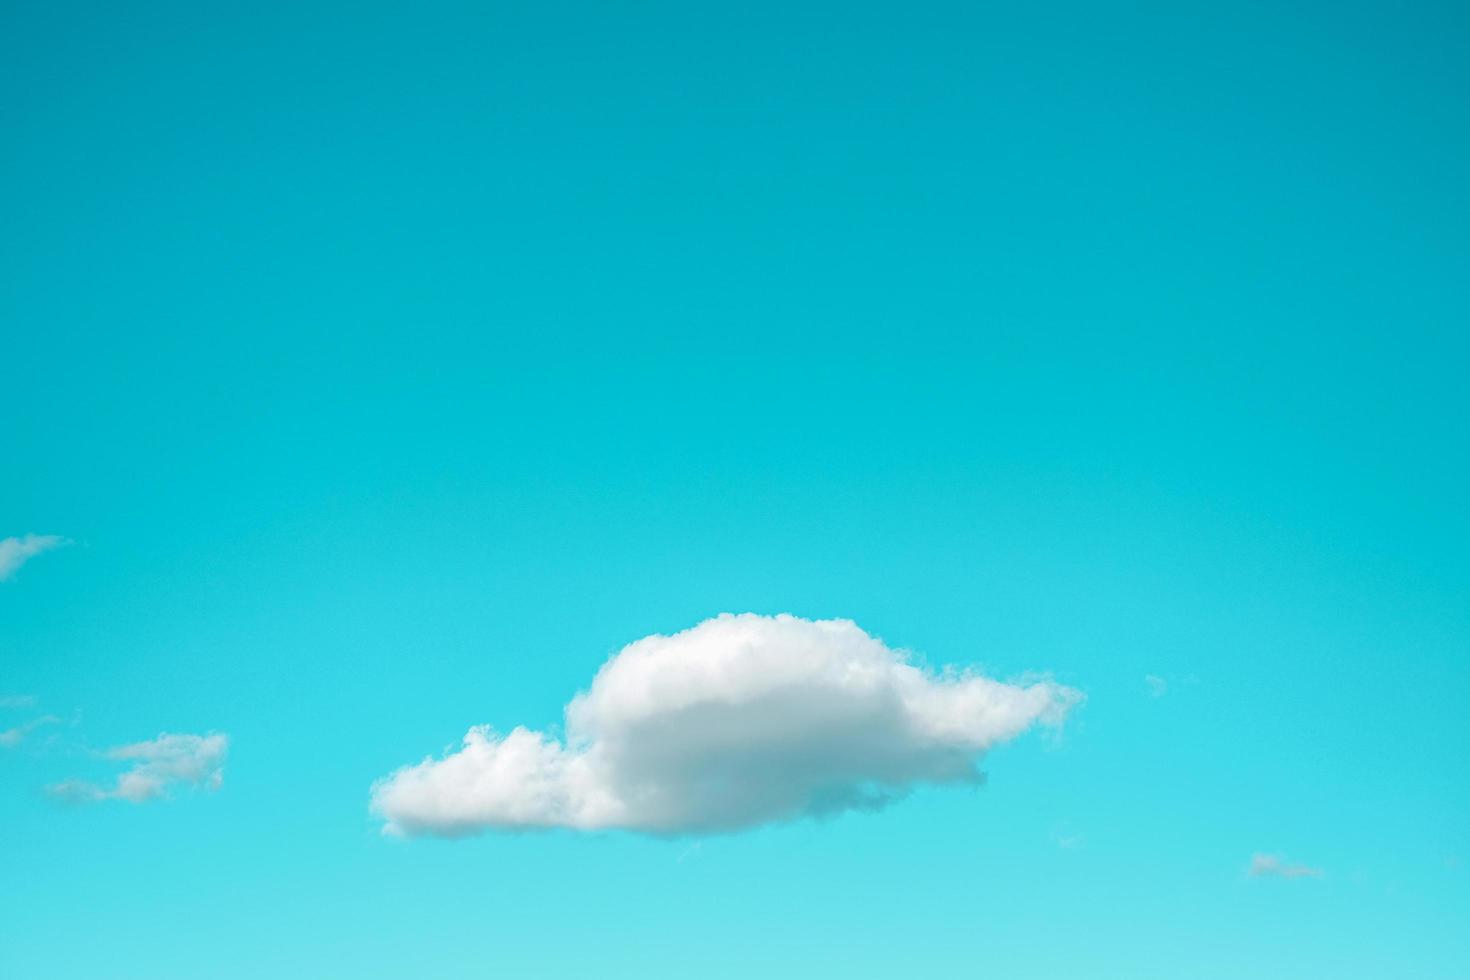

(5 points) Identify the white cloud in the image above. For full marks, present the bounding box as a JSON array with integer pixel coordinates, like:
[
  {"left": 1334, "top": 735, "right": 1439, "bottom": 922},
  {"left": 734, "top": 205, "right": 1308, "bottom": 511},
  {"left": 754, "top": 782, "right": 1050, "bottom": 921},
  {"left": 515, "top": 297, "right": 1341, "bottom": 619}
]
[
  {"left": 1145, "top": 674, "right": 1169, "bottom": 698},
  {"left": 1051, "top": 824, "right": 1084, "bottom": 849},
  {"left": 372, "top": 613, "right": 1082, "bottom": 837},
  {"left": 48, "top": 732, "right": 229, "bottom": 803},
  {"left": 0, "top": 534, "right": 68, "bottom": 581},
  {"left": 1248, "top": 853, "right": 1322, "bottom": 879},
  {"left": 0, "top": 714, "right": 60, "bottom": 748},
  {"left": 0, "top": 694, "right": 39, "bottom": 709}
]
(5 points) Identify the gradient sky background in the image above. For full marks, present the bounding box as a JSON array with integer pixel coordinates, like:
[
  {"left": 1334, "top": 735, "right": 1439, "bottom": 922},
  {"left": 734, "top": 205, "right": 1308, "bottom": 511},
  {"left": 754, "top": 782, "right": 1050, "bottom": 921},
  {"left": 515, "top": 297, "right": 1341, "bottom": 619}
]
[{"left": 3, "top": 1, "right": 1468, "bottom": 976}]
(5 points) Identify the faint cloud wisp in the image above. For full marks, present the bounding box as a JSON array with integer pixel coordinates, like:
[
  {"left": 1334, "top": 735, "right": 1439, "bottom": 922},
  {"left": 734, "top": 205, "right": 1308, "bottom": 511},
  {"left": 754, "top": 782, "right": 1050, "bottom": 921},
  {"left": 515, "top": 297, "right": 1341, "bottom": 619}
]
[
  {"left": 1248, "top": 852, "right": 1322, "bottom": 879},
  {"left": 48, "top": 732, "right": 229, "bottom": 804},
  {"left": 0, "top": 534, "right": 68, "bottom": 581},
  {"left": 0, "top": 714, "right": 60, "bottom": 748}
]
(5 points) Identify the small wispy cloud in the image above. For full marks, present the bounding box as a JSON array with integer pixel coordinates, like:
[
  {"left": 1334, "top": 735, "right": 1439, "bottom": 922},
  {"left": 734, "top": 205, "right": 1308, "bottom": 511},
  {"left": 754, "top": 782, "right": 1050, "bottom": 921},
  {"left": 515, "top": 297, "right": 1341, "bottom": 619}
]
[
  {"left": 0, "top": 714, "right": 60, "bottom": 748},
  {"left": 48, "top": 732, "right": 229, "bottom": 804},
  {"left": 1144, "top": 674, "right": 1169, "bottom": 698},
  {"left": 0, "top": 694, "right": 39, "bottom": 709},
  {"left": 1050, "top": 821, "right": 1084, "bottom": 849},
  {"left": 1248, "top": 853, "right": 1322, "bottom": 879},
  {"left": 0, "top": 534, "right": 69, "bottom": 581}
]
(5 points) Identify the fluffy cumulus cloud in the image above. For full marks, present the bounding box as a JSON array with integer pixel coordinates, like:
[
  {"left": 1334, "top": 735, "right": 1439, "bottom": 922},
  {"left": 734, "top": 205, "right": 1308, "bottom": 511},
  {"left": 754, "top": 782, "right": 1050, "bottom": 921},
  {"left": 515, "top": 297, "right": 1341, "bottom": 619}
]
[
  {"left": 372, "top": 613, "right": 1081, "bottom": 837},
  {"left": 0, "top": 534, "right": 68, "bottom": 581},
  {"left": 49, "top": 732, "right": 229, "bottom": 803},
  {"left": 1248, "top": 853, "right": 1322, "bottom": 879}
]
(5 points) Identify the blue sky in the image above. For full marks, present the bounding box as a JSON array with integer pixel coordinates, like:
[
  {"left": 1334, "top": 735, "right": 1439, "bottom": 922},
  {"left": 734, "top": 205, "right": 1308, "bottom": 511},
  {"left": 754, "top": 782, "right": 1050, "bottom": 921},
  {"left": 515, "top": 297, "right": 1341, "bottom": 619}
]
[{"left": 2, "top": 0, "right": 1467, "bottom": 975}]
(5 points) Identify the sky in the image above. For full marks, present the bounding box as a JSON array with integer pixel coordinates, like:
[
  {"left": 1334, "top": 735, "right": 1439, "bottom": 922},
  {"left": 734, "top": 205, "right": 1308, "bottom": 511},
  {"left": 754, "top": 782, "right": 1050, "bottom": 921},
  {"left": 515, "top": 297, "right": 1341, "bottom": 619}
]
[{"left": 2, "top": 0, "right": 1468, "bottom": 976}]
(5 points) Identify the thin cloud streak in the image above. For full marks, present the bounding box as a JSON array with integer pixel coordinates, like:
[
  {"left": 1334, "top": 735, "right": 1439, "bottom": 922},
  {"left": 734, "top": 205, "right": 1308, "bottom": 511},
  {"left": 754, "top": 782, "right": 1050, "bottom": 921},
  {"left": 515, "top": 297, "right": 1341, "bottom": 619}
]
[
  {"left": 0, "top": 714, "right": 60, "bottom": 748},
  {"left": 48, "top": 732, "right": 230, "bottom": 803},
  {"left": 1248, "top": 853, "right": 1322, "bottom": 879},
  {"left": 0, "top": 534, "right": 68, "bottom": 581}
]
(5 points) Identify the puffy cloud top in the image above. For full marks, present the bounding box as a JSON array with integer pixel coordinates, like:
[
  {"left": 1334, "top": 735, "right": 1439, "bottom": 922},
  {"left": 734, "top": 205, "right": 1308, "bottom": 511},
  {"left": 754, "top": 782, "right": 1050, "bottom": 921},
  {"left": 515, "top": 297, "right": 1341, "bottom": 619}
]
[{"left": 372, "top": 613, "right": 1081, "bottom": 837}]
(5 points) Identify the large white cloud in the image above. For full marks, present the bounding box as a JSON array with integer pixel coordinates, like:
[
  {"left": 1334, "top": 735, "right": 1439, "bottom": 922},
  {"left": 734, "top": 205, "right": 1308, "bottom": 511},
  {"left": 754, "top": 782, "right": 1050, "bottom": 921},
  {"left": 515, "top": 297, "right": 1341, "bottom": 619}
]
[
  {"left": 48, "top": 732, "right": 229, "bottom": 803},
  {"left": 372, "top": 613, "right": 1081, "bottom": 837},
  {"left": 0, "top": 534, "right": 67, "bottom": 581}
]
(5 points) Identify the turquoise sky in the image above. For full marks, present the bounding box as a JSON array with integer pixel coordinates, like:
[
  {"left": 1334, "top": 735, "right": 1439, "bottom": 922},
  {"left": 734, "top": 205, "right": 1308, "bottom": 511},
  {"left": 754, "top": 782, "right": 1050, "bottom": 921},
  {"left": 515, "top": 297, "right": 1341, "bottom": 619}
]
[{"left": 3, "top": 1, "right": 1467, "bottom": 976}]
